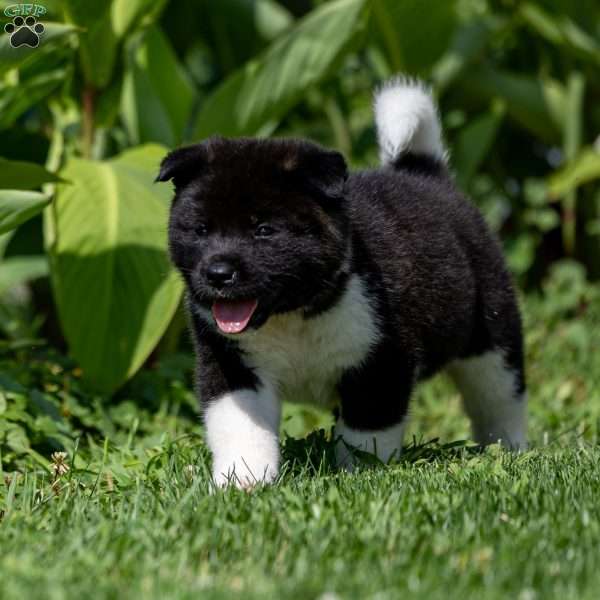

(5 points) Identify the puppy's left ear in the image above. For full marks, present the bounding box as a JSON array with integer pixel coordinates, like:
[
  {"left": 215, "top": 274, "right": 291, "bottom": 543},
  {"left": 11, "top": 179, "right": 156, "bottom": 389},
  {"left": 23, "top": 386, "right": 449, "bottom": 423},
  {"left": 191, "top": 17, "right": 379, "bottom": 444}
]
[
  {"left": 155, "top": 143, "right": 211, "bottom": 188},
  {"left": 286, "top": 143, "right": 348, "bottom": 201}
]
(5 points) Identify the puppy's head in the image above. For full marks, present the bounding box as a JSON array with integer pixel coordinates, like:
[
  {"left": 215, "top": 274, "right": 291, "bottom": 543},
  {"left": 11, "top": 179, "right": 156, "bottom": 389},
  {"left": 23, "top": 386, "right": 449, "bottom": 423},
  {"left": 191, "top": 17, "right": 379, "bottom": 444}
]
[{"left": 157, "top": 136, "right": 350, "bottom": 334}]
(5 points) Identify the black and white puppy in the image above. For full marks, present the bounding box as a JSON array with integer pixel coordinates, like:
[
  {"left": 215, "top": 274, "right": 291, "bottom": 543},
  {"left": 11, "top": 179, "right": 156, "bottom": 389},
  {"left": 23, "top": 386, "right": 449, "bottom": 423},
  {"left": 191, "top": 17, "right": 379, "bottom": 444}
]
[{"left": 157, "top": 78, "right": 527, "bottom": 487}]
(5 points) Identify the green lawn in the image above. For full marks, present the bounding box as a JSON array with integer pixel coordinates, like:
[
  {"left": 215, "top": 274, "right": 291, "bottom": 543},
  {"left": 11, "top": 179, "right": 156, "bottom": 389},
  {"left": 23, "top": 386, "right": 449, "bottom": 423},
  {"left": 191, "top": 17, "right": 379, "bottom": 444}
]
[
  {"left": 3, "top": 444, "right": 600, "bottom": 600},
  {"left": 1, "top": 265, "right": 600, "bottom": 599}
]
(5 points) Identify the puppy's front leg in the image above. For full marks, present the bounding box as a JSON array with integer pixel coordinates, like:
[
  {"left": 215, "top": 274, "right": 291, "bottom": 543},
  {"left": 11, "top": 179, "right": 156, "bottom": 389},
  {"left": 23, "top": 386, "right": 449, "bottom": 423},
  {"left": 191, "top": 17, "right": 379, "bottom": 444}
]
[
  {"left": 204, "top": 386, "right": 281, "bottom": 488},
  {"left": 192, "top": 314, "right": 281, "bottom": 488}
]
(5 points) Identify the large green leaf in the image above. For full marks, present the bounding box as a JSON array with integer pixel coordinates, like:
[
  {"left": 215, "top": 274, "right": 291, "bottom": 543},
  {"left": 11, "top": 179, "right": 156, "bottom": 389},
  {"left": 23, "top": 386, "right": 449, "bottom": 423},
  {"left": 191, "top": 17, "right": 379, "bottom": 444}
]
[
  {"left": 192, "top": 0, "right": 369, "bottom": 139},
  {"left": 0, "top": 158, "right": 62, "bottom": 190},
  {"left": 48, "top": 144, "right": 183, "bottom": 393},
  {"left": 121, "top": 26, "right": 195, "bottom": 147},
  {"left": 0, "top": 190, "right": 50, "bottom": 234}
]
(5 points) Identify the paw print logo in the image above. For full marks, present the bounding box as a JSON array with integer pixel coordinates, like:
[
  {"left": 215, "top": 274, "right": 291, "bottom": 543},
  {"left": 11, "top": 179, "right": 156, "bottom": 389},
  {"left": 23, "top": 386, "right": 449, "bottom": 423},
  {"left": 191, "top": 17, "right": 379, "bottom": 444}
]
[{"left": 4, "top": 16, "right": 45, "bottom": 48}]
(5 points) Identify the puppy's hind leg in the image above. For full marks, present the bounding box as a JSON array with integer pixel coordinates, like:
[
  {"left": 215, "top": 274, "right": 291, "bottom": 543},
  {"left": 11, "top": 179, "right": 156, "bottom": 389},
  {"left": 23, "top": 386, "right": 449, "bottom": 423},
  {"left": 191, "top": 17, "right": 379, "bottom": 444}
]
[
  {"left": 335, "top": 419, "right": 406, "bottom": 469},
  {"left": 335, "top": 344, "right": 413, "bottom": 469},
  {"left": 448, "top": 349, "right": 527, "bottom": 450}
]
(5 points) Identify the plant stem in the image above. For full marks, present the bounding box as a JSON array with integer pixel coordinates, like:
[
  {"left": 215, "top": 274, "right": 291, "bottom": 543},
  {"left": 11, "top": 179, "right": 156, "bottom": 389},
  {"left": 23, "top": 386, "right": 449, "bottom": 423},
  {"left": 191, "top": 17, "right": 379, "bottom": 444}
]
[
  {"left": 562, "top": 71, "right": 584, "bottom": 255},
  {"left": 82, "top": 86, "right": 96, "bottom": 159}
]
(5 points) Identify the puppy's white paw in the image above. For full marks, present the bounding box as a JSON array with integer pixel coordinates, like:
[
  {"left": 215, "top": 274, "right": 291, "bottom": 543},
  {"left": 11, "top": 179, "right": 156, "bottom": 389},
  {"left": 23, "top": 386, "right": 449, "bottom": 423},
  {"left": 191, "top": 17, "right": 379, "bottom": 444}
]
[
  {"left": 212, "top": 459, "right": 278, "bottom": 490},
  {"left": 204, "top": 387, "right": 281, "bottom": 489}
]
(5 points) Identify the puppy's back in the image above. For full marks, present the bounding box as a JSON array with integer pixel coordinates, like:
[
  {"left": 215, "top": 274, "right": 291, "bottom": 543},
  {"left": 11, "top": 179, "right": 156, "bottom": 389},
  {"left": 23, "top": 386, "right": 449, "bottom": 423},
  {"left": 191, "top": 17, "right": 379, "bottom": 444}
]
[{"left": 345, "top": 77, "right": 516, "bottom": 374}]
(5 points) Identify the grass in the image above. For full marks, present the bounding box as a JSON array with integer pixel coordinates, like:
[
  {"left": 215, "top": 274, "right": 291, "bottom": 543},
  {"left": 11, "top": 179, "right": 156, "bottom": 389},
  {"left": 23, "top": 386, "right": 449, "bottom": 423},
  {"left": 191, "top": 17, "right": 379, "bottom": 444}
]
[
  {"left": 2, "top": 262, "right": 600, "bottom": 599},
  {"left": 2, "top": 442, "right": 600, "bottom": 599}
]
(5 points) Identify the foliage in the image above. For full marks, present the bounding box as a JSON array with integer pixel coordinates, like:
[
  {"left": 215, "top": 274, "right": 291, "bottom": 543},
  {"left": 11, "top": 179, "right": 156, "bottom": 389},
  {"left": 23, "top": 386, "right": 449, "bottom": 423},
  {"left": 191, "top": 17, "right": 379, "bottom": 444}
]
[
  {"left": 193, "top": 0, "right": 369, "bottom": 138},
  {"left": 48, "top": 144, "right": 182, "bottom": 391},
  {"left": 2, "top": 3, "right": 600, "bottom": 596},
  {"left": 1, "top": 0, "right": 600, "bottom": 391},
  {"left": 0, "top": 190, "right": 50, "bottom": 234}
]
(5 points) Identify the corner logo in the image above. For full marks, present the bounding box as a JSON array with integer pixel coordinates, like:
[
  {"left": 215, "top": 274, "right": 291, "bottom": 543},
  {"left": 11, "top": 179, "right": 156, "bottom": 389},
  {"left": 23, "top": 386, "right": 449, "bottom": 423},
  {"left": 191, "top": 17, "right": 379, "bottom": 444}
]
[{"left": 4, "top": 4, "right": 46, "bottom": 48}]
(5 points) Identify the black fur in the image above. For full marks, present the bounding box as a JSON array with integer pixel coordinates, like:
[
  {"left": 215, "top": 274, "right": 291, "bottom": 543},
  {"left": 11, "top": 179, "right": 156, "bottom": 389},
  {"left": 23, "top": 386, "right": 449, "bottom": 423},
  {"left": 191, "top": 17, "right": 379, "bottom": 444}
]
[{"left": 159, "top": 135, "right": 525, "bottom": 429}]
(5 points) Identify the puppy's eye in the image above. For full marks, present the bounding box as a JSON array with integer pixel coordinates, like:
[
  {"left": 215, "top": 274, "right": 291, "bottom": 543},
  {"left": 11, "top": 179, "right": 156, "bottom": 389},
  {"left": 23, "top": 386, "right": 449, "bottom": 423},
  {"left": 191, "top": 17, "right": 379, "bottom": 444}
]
[
  {"left": 195, "top": 223, "right": 208, "bottom": 237},
  {"left": 255, "top": 224, "right": 275, "bottom": 238}
]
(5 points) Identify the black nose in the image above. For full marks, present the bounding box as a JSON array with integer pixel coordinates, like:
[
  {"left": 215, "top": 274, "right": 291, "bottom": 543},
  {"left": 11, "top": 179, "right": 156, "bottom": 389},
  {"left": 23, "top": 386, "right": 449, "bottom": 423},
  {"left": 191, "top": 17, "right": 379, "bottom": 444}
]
[{"left": 206, "top": 261, "right": 237, "bottom": 287}]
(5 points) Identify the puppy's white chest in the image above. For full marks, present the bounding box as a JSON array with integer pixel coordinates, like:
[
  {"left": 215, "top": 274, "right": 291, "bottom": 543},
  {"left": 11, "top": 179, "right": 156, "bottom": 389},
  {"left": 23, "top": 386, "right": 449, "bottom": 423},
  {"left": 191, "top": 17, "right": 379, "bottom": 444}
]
[{"left": 238, "top": 276, "right": 379, "bottom": 406}]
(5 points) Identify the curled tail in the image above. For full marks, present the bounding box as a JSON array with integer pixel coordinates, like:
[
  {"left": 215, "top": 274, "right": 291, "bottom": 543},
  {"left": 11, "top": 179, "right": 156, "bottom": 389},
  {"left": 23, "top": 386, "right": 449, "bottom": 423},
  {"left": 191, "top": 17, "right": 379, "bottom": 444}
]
[{"left": 374, "top": 77, "right": 447, "bottom": 167}]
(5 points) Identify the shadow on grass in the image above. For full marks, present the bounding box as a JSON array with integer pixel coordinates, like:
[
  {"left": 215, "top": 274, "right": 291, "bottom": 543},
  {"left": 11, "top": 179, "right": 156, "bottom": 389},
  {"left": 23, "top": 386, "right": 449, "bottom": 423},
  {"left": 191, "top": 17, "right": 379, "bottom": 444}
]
[{"left": 280, "top": 428, "right": 484, "bottom": 478}]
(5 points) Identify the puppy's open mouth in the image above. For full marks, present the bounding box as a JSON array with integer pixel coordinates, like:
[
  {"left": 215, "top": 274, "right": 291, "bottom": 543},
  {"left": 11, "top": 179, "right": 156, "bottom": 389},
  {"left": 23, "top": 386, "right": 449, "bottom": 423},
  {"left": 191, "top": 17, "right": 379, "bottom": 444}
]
[{"left": 212, "top": 299, "right": 258, "bottom": 334}]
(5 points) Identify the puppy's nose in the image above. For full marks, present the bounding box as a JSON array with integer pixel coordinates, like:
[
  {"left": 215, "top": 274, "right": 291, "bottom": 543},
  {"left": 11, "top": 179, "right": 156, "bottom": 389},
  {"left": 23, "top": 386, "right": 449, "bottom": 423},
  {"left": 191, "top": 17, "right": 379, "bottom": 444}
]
[{"left": 206, "top": 261, "right": 237, "bottom": 287}]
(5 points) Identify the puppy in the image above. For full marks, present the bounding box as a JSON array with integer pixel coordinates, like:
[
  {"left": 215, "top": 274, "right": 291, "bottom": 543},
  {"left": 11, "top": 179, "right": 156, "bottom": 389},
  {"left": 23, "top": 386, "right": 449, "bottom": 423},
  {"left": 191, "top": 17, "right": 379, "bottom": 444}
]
[{"left": 157, "top": 78, "right": 526, "bottom": 488}]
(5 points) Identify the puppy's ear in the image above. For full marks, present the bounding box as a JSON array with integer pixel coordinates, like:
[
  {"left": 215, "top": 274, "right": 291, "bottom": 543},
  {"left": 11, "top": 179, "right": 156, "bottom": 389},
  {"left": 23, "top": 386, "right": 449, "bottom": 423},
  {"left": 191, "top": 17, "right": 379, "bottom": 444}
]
[
  {"left": 284, "top": 143, "right": 348, "bottom": 201},
  {"left": 155, "top": 143, "right": 211, "bottom": 187}
]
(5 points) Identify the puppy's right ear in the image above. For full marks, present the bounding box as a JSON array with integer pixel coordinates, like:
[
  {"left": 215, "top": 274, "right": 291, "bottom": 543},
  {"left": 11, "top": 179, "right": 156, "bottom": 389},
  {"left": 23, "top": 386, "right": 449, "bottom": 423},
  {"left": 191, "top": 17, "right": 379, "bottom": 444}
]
[{"left": 155, "top": 143, "right": 210, "bottom": 187}]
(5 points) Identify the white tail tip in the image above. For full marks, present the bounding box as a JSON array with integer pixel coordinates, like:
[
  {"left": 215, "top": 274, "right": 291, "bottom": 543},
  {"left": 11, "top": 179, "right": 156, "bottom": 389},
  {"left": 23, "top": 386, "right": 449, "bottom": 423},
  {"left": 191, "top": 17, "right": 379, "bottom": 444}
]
[{"left": 374, "top": 77, "right": 446, "bottom": 165}]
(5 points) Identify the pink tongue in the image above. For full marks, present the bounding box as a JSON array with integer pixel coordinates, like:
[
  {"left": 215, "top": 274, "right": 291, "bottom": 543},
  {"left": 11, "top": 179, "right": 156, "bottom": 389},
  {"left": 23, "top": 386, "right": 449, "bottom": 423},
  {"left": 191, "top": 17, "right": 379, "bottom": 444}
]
[{"left": 212, "top": 299, "right": 258, "bottom": 334}]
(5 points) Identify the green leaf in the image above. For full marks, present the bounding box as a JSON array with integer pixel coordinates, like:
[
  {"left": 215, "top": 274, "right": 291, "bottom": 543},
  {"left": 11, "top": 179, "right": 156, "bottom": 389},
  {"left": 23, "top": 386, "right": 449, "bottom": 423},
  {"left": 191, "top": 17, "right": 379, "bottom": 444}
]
[
  {"left": 121, "top": 26, "right": 195, "bottom": 147},
  {"left": 371, "top": 0, "right": 457, "bottom": 74},
  {"left": 192, "top": 0, "right": 369, "bottom": 139},
  {"left": 255, "top": 0, "right": 294, "bottom": 41},
  {"left": 507, "top": 235, "right": 537, "bottom": 276},
  {"left": 6, "top": 423, "right": 30, "bottom": 453},
  {"left": 182, "top": 0, "right": 281, "bottom": 74},
  {"left": 0, "top": 22, "right": 77, "bottom": 75},
  {"left": 0, "top": 256, "right": 48, "bottom": 295},
  {"left": 432, "top": 16, "right": 504, "bottom": 91},
  {"left": 0, "top": 158, "right": 62, "bottom": 190},
  {"left": 0, "top": 190, "right": 50, "bottom": 234},
  {"left": 547, "top": 148, "right": 600, "bottom": 199},
  {"left": 0, "top": 231, "right": 14, "bottom": 258},
  {"left": 111, "top": 0, "right": 168, "bottom": 38},
  {"left": 519, "top": 3, "right": 600, "bottom": 66},
  {"left": 62, "top": 0, "right": 117, "bottom": 88},
  {"left": 48, "top": 144, "right": 183, "bottom": 393},
  {"left": 460, "top": 66, "right": 565, "bottom": 143},
  {"left": 0, "top": 68, "right": 67, "bottom": 129},
  {"left": 453, "top": 101, "right": 505, "bottom": 188},
  {"left": 62, "top": 0, "right": 167, "bottom": 89}
]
